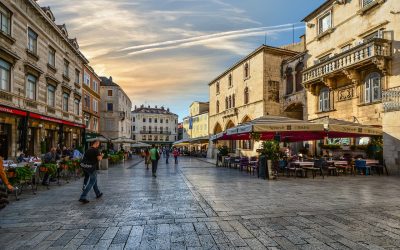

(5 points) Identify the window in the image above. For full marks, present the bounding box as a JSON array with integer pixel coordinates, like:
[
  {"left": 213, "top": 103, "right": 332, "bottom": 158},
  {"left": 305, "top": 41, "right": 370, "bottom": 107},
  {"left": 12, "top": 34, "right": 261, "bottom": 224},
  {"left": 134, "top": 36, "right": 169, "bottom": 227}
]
[
  {"left": 228, "top": 74, "right": 232, "bottom": 87},
  {"left": 149, "top": 126, "right": 152, "bottom": 132},
  {"left": 27, "top": 28, "right": 38, "bottom": 54},
  {"left": 285, "top": 67, "right": 293, "bottom": 95},
  {"left": 85, "top": 116, "right": 90, "bottom": 128},
  {"left": 132, "top": 117, "right": 135, "bottom": 122},
  {"left": 84, "top": 71, "right": 90, "bottom": 86},
  {"left": 47, "top": 85, "right": 55, "bottom": 107},
  {"left": 74, "top": 99, "right": 80, "bottom": 115},
  {"left": 84, "top": 94, "right": 90, "bottom": 108},
  {"left": 160, "top": 127, "right": 163, "bottom": 132},
  {"left": 0, "top": 58, "right": 11, "bottom": 91},
  {"left": 364, "top": 72, "right": 381, "bottom": 103},
  {"left": 149, "top": 118, "right": 152, "bottom": 123},
  {"left": 93, "top": 99, "right": 98, "bottom": 112},
  {"left": 108, "top": 89, "right": 112, "bottom": 96},
  {"left": 107, "top": 102, "right": 113, "bottom": 111},
  {"left": 63, "top": 59, "right": 69, "bottom": 77},
  {"left": 143, "top": 126, "right": 146, "bottom": 131},
  {"left": 216, "top": 82, "right": 220, "bottom": 94},
  {"left": 232, "top": 94, "right": 235, "bottom": 107},
  {"left": 62, "top": 93, "right": 69, "bottom": 111},
  {"left": 166, "top": 119, "right": 169, "bottom": 123},
  {"left": 318, "top": 11, "right": 332, "bottom": 34},
  {"left": 225, "top": 97, "right": 228, "bottom": 109},
  {"left": 341, "top": 44, "right": 351, "bottom": 53},
  {"left": 362, "top": 0, "right": 375, "bottom": 8},
  {"left": 228, "top": 96, "right": 232, "bottom": 108},
  {"left": 143, "top": 118, "right": 146, "bottom": 122},
  {"left": 216, "top": 100, "right": 220, "bottom": 113},
  {"left": 244, "top": 63, "right": 249, "bottom": 78},
  {"left": 244, "top": 87, "right": 249, "bottom": 104},
  {"left": 0, "top": 4, "right": 11, "bottom": 35},
  {"left": 132, "top": 126, "right": 136, "bottom": 131},
  {"left": 93, "top": 117, "right": 98, "bottom": 131},
  {"left": 154, "top": 126, "right": 157, "bottom": 132},
  {"left": 48, "top": 47, "right": 55, "bottom": 67},
  {"left": 364, "top": 29, "right": 384, "bottom": 42},
  {"left": 26, "top": 74, "right": 37, "bottom": 100},
  {"left": 93, "top": 80, "right": 98, "bottom": 92},
  {"left": 155, "top": 118, "right": 157, "bottom": 123},
  {"left": 319, "top": 87, "right": 330, "bottom": 112},
  {"left": 241, "top": 140, "right": 253, "bottom": 150},
  {"left": 295, "top": 63, "right": 304, "bottom": 92},
  {"left": 160, "top": 119, "right": 163, "bottom": 123},
  {"left": 75, "top": 69, "right": 80, "bottom": 84},
  {"left": 318, "top": 54, "right": 331, "bottom": 63},
  {"left": 142, "top": 135, "right": 146, "bottom": 140}
]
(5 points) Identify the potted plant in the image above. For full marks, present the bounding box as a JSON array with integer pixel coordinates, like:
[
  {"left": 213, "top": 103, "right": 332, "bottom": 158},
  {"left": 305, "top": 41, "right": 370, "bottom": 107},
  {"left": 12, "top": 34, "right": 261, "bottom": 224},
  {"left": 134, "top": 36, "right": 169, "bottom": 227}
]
[
  {"left": 257, "top": 141, "right": 280, "bottom": 180},
  {"left": 216, "top": 145, "right": 229, "bottom": 167}
]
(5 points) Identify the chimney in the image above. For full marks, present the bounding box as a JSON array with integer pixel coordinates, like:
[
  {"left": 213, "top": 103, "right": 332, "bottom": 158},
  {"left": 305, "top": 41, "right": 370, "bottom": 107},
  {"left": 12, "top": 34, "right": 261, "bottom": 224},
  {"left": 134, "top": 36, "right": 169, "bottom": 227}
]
[
  {"left": 109, "top": 76, "right": 112, "bottom": 82},
  {"left": 167, "top": 108, "right": 170, "bottom": 112}
]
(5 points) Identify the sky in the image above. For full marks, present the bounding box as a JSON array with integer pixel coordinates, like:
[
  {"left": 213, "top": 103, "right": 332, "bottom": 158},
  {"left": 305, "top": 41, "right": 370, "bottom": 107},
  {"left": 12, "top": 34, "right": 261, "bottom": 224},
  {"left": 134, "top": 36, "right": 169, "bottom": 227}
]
[{"left": 38, "top": 0, "right": 325, "bottom": 120}]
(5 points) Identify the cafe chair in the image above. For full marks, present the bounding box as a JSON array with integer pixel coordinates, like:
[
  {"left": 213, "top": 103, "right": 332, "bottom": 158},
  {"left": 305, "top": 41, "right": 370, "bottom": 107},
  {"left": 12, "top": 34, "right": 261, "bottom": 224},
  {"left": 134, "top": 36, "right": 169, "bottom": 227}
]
[{"left": 355, "top": 159, "right": 370, "bottom": 176}]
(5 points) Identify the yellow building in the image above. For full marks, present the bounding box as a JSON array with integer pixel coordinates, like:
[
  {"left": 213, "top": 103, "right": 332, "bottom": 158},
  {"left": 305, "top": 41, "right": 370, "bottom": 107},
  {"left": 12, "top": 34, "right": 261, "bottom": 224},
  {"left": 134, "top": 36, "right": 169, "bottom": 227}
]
[
  {"left": 182, "top": 102, "right": 209, "bottom": 153},
  {"left": 302, "top": 0, "right": 400, "bottom": 173},
  {"left": 208, "top": 45, "right": 298, "bottom": 158}
]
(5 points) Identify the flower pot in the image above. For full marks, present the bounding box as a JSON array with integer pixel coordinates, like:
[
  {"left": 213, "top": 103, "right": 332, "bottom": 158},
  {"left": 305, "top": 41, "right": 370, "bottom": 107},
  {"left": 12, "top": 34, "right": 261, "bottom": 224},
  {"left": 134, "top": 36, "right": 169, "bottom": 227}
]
[{"left": 39, "top": 166, "right": 48, "bottom": 172}]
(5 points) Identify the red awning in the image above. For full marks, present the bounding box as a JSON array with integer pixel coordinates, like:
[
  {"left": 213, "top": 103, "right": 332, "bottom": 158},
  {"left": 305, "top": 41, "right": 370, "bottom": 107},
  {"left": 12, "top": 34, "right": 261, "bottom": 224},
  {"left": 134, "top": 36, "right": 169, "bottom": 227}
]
[
  {"left": 29, "top": 113, "right": 85, "bottom": 128},
  {"left": 0, "top": 105, "right": 27, "bottom": 116}
]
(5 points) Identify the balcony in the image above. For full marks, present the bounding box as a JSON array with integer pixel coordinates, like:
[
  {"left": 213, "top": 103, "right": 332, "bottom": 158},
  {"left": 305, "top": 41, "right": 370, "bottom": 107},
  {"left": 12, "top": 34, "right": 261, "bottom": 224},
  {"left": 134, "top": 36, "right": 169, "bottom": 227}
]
[
  {"left": 383, "top": 86, "right": 400, "bottom": 113},
  {"left": 140, "top": 131, "right": 171, "bottom": 135},
  {"left": 303, "top": 38, "right": 391, "bottom": 88}
]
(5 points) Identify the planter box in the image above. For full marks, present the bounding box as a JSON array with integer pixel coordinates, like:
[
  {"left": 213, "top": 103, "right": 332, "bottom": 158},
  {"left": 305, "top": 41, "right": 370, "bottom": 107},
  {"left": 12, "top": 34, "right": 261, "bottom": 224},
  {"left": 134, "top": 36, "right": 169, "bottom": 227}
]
[{"left": 100, "top": 159, "right": 109, "bottom": 170}]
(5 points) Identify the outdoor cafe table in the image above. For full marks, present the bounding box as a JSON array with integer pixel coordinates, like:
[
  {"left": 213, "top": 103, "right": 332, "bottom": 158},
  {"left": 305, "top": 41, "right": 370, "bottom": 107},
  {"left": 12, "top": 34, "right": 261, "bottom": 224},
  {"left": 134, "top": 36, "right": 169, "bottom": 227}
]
[
  {"left": 290, "top": 161, "right": 318, "bottom": 178},
  {"left": 327, "top": 160, "right": 353, "bottom": 175}
]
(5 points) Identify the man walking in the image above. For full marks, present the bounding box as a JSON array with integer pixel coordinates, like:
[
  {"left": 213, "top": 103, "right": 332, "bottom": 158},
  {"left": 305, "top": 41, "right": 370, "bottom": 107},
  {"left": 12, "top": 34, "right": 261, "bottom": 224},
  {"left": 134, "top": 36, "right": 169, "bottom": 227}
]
[
  {"left": 79, "top": 140, "right": 103, "bottom": 203},
  {"left": 173, "top": 148, "right": 180, "bottom": 164},
  {"left": 165, "top": 147, "right": 170, "bottom": 164},
  {"left": 149, "top": 144, "right": 160, "bottom": 177}
]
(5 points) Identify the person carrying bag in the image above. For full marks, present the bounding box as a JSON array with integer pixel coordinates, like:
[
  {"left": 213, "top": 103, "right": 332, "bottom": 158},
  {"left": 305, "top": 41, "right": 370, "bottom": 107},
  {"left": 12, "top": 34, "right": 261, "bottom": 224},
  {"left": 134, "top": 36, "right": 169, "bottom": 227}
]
[{"left": 79, "top": 140, "right": 103, "bottom": 203}]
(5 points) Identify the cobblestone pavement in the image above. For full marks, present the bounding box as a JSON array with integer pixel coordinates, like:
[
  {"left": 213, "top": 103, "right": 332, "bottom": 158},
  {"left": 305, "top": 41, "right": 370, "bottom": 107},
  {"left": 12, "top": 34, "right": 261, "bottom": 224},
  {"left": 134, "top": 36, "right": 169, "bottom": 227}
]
[{"left": 1, "top": 157, "right": 400, "bottom": 249}]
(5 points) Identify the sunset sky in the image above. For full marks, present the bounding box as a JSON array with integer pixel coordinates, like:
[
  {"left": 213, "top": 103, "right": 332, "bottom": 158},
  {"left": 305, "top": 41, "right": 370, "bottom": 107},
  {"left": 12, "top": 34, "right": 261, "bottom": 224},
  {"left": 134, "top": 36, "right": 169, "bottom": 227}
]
[{"left": 39, "top": 0, "right": 325, "bottom": 120}]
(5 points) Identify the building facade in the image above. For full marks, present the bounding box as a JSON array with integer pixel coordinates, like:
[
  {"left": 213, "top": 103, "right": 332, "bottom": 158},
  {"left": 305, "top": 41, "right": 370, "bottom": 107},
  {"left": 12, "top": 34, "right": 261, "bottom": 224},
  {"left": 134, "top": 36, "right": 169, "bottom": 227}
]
[
  {"left": 82, "top": 65, "right": 100, "bottom": 140},
  {"left": 302, "top": 0, "right": 400, "bottom": 173},
  {"left": 208, "top": 45, "right": 298, "bottom": 158},
  {"left": 131, "top": 105, "right": 178, "bottom": 146},
  {"left": 182, "top": 102, "right": 209, "bottom": 140},
  {"left": 0, "top": 1, "right": 87, "bottom": 159},
  {"left": 99, "top": 76, "right": 132, "bottom": 150}
]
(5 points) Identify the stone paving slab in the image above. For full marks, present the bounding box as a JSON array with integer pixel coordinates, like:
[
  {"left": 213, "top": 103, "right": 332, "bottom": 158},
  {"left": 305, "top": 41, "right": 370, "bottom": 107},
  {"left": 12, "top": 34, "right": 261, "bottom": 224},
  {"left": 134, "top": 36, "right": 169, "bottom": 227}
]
[{"left": 2, "top": 157, "right": 400, "bottom": 249}]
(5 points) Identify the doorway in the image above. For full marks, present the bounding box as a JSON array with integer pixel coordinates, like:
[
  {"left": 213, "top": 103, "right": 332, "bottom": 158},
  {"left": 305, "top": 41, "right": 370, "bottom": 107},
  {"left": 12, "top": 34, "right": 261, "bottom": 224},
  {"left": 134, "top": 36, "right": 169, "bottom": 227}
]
[{"left": 0, "top": 124, "right": 10, "bottom": 159}]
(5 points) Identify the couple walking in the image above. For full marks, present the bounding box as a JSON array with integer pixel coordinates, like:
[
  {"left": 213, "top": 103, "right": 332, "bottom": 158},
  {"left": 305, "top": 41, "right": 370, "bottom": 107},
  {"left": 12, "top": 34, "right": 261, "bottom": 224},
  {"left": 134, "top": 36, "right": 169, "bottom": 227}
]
[{"left": 145, "top": 145, "right": 180, "bottom": 178}]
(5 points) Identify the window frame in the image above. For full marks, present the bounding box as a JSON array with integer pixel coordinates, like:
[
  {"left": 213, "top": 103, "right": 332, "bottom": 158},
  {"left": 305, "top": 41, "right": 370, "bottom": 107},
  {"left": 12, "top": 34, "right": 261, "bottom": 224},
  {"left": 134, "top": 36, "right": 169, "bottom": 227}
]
[
  {"left": 364, "top": 72, "right": 381, "bottom": 104},
  {"left": 0, "top": 3, "right": 12, "bottom": 35},
  {"left": 26, "top": 74, "right": 37, "bottom": 100},
  {"left": 47, "top": 85, "right": 56, "bottom": 107},
  {"left": 75, "top": 69, "right": 80, "bottom": 84},
  {"left": 84, "top": 71, "right": 90, "bottom": 86},
  {"left": 62, "top": 92, "right": 69, "bottom": 112},
  {"left": 93, "top": 99, "right": 98, "bottom": 112},
  {"left": 63, "top": 59, "right": 69, "bottom": 77},
  {"left": 74, "top": 98, "right": 80, "bottom": 115},
  {"left": 318, "top": 10, "right": 332, "bottom": 35},
  {"left": 318, "top": 87, "right": 330, "bottom": 112},
  {"left": 107, "top": 102, "right": 113, "bottom": 112},
  {"left": 27, "top": 28, "right": 38, "bottom": 54},
  {"left": 0, "top": 58, "right": 11, "bottom": 92},
  {"left": 107, "top": 89, "right": 113, "bottom": 96},
  {"left": 48, "top": 47, "right": 56, "bottom": 67}
]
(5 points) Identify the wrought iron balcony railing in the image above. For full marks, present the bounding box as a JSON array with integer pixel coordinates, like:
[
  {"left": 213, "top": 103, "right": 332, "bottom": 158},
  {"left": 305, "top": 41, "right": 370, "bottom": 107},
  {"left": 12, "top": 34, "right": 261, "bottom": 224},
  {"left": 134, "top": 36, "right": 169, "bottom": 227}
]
[
  {"left": 383, "top": 86, "right": 400, "bottom": 113},
  {"left": 303, "top": 38, "right": 391, "bottom": 84}
]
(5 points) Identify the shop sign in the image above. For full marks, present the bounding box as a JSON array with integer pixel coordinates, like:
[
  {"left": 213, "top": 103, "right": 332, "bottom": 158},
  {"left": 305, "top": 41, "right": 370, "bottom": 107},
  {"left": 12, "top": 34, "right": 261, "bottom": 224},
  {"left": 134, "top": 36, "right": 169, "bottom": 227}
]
[
  {"left": 0, "top": 105, "right": 27, "bottom": 116},
  {"left": 29, "top": 113, "right": 85, "bottom": 128}
]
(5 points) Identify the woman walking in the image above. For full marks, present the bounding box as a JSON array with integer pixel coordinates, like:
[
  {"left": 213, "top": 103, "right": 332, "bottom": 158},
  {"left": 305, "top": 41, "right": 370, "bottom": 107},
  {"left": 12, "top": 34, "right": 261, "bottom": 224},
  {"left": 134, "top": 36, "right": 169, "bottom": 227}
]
[
  {"left": 144, "top": 148, "right": 150, "bottom": 169},
  {"left": 173, "top": 148, "right": 180, "bottom": 164}
]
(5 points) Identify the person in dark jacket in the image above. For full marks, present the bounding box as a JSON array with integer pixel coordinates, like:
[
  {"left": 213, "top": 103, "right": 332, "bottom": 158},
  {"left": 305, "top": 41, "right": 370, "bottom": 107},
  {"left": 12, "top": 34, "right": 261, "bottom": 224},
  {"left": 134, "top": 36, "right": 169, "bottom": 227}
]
[{"left": 79, "top": 140, "right": 103, "bottom": 203}]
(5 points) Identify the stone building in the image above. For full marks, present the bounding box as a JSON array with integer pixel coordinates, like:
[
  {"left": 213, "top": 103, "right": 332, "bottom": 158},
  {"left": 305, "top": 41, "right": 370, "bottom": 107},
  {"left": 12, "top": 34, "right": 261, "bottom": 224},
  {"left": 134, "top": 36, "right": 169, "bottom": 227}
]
[
  {"left": 302, "top": 0, "right": 400, "bottom": 173},
  {"left": 131, "top": 105, "right": 178, "bottom": 146},
  {"left": 0, "top": 1, "right": 87, "bottom": 158},
  {"left": 99, "top": 76, "right": 132, "bottom": 150},
  {"left": 82, "top": 65, "right": 100, "bottom": 142},
  {"left": 182, "top": 102, "right": 209, "bottom": 152},
  {"left": 208, "top": 45, "right": 298, "bottom": 158}
]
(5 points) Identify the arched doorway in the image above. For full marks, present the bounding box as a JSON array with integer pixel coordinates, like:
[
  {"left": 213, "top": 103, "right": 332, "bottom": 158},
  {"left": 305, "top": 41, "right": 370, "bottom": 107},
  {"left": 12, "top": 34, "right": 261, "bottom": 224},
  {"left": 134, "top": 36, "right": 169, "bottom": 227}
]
[
  {"left": 225, "top": 120, "right": 236, "bottom": 152},
  {"left": 284, "top": 103, "right": 304, "bottom": 120},
  {"left": 213, "top": 123, "right": 223, "bottom": 134}
]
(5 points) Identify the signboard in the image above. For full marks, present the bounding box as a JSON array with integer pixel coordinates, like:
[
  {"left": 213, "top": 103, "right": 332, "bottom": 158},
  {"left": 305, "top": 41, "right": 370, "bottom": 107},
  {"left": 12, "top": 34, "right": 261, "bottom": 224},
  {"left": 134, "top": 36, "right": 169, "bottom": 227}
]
[
  {"left": 0, "top": 105, "right": 27, "bottom": 116},
  {"left": 29, "top": 113, "right": 85, "bottom": 128}
]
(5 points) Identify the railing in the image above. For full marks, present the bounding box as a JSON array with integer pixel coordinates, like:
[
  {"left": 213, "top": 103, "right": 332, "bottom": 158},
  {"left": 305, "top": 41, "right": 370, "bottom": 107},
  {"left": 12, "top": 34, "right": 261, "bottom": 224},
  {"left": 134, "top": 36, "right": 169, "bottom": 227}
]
[
  {"left": 383, "top": 86, "right": 400, "bottom": 112},
  {"left": 303, "top": 38, "right": 391, "bottom": 84},
  {"left": 140, "top": 131, "right": 172, "bottom": 135}
]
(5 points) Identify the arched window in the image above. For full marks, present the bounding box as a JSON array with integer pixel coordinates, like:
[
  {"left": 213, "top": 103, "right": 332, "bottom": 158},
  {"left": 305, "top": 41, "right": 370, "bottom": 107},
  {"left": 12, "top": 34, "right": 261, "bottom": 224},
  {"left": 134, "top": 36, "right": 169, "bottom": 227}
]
[
  {"left": 225, "top": 97, "right": 228, "bottom": 109},
  {"left": 295, "top": 62, "right": 304, "bottom": 92},
  {"left": 319, "top": 87, "right": 330, "bottom": 112},
  {"left": 216, "top": 82, "right": 220, "bottom": 93},
  {"left": 216, "top": 101, "right": 220, "bottom": 113},
  {"left": 229, "top": 96, "right": 232, "bottom": 108},
  {"left": 364, "top": 72, "right": 381, "bottom": 103},
  {"left": 244, "top": 87, "right": 249, "bottom": 104},
  {"left": 228, "top": 74, "right": 232, "bottom": 87},
  {"left": 232, "top": 94, "right": 235, "bottom": 107},
  {"left": 244, "top": 63, "right": 249, "bottom": 78},
  {"left": 286, "top": 67, "right": 293, "bottom": 95}
]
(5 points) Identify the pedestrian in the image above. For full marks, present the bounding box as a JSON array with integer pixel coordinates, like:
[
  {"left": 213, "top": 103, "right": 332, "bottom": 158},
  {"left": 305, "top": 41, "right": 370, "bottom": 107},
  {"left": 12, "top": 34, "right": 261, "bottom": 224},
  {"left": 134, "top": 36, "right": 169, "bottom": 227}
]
[
  {"left": 173, "top": 148, "right": 179, "bottom": 164},
  {"left": 42, "top": 147, "right": 59, "bottom": 186},
  {"left": 79, "top": 140, "right": 103, "bottom": 203},
  {"left": 149, "top": 144, "right": 160, "bottom": 177},
  {"left": 165, "top": 147, "right": 170, "bottom": 164},
  {"left": 144, "top": 148, "right": 150, "bottom": 169}
]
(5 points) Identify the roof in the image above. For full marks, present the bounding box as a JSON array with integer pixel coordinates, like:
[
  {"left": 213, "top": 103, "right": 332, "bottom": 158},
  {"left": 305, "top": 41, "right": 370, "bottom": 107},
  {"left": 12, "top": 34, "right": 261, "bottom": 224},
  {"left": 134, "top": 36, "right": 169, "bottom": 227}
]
[
  {"left": 100, "top": 76, "right": 119, "bottom": 87},
  {"left": 132, "top": 107, "right": 178, "bottom": 116},
  {"left": 302, "top": 0, "right": 334, "bottom": 22},
  {"left": 208, "top": 44, "right": 298, "bottom": 86}
]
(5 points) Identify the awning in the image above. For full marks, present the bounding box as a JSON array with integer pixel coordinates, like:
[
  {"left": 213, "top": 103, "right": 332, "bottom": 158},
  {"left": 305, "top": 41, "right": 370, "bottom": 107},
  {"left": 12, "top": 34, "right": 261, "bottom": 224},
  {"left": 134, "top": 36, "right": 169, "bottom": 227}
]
[
  {"left": 189, "top": 136, "right": 209, "bottom": 144},
  {"left": 310, "top": 117, "right": 382, "bottom": 137},
  {"left": 87, "top": 136, "right": 109, "bottom": 143},
  {"left": 173, "top": 138, "right": 190, "bottom": 146},
  {"left": 112, "top": 137, "right": 136, "bottom": 143},
  {"left": 214, "top": 115, "right": 326, "bottom": 142}
]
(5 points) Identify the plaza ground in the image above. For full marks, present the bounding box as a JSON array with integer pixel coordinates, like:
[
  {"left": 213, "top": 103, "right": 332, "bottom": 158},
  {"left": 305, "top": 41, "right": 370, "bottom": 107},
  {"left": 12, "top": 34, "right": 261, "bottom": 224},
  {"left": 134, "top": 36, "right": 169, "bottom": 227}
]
[{"left": 1, "top": 157, "right": 400, "bottom": 249}]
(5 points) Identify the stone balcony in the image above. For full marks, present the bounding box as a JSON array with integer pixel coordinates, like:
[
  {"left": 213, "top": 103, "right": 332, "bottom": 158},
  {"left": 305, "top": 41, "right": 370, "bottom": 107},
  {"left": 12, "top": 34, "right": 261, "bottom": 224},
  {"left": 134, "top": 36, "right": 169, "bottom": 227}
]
[{"left": 302, "top": 38, "right": 392, "bottom": 89}]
